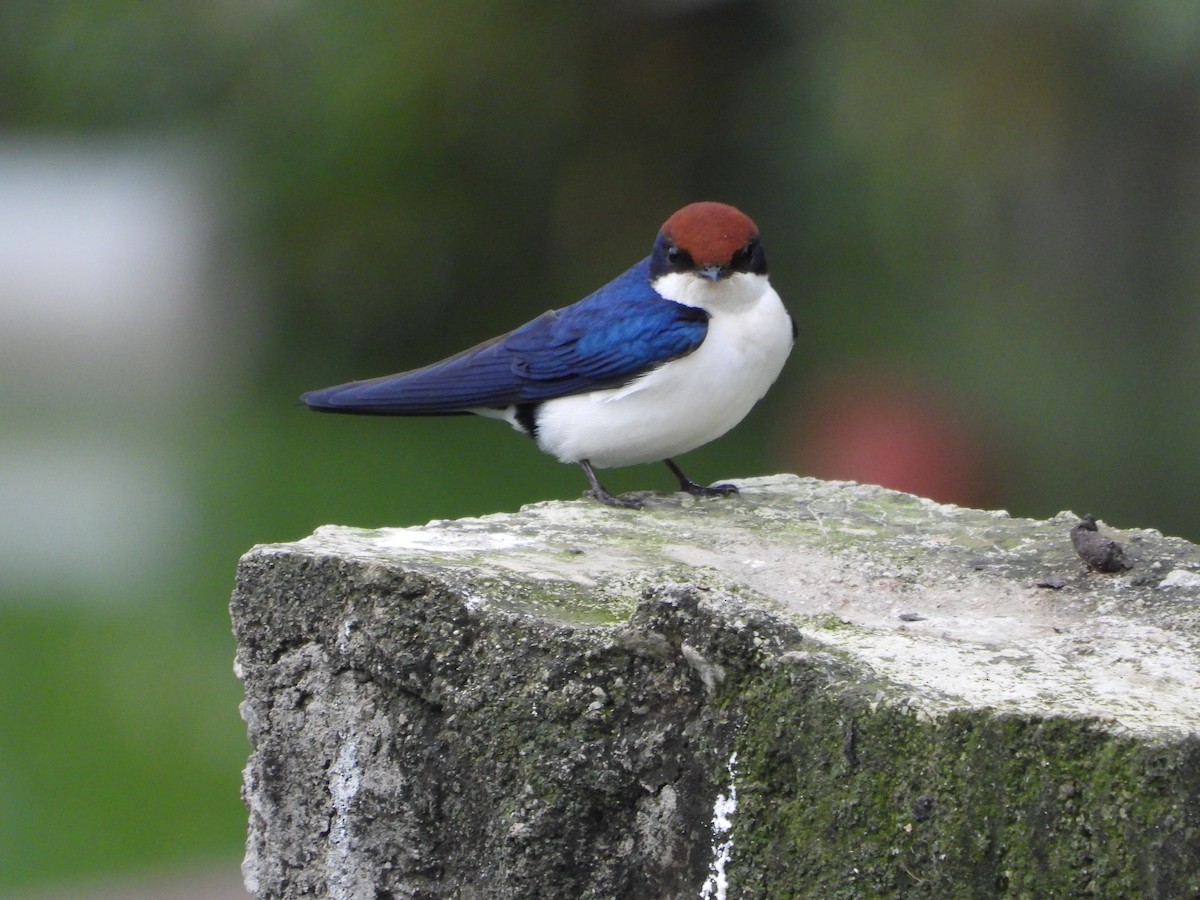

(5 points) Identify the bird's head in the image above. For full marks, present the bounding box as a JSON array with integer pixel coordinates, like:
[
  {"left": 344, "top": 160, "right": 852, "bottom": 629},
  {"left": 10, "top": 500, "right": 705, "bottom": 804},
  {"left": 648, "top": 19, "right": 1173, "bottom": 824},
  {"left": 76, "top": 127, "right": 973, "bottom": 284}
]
[{"left": 649, "top": 202, "right": 767, "bottom": 286}]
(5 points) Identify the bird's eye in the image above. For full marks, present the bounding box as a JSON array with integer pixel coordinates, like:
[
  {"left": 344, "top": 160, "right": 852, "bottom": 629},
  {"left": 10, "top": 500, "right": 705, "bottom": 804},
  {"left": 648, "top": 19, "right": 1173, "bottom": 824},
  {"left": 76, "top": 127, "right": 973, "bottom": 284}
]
[
  {"left": 665, "top": 245, "right": 692, "bottom": 270},
  {"left": 733, "top": 239, "right": 760, "bottom": 271}
]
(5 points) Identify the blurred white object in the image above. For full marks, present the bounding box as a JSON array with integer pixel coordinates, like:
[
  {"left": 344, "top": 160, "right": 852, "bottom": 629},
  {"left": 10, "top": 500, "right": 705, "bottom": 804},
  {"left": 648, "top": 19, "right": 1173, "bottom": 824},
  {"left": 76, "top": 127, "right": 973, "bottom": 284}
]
[
  {"left": 0, "top": 137, "right": 252, "bottom": 395},
  {"left": 0, "top": 137, "right": 256, "bottom": 599}
]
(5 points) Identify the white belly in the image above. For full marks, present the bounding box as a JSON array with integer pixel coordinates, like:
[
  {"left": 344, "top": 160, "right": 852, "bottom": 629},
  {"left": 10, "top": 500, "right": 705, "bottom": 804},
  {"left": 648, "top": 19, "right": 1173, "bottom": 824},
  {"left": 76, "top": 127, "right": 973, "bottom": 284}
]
[{"left": 531, "top": 279, "right": 792, "bottom": 468}]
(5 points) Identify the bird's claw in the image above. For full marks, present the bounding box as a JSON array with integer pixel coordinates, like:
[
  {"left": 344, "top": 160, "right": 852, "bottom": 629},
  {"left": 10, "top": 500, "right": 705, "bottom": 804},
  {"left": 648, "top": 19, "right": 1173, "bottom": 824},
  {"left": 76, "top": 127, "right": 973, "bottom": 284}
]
[
  {"left": 585, "top": 488, "right": 644, "bottom": 510},
  {"left": 682, "top": 481, "right": 739, "bottom": 499}
]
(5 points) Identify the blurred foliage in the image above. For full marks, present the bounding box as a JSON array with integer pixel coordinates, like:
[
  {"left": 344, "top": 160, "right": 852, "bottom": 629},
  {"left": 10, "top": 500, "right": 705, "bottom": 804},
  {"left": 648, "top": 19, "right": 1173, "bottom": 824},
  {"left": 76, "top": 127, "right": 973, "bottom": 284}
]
[{"left": 2, "top": 0, "right": 1200, "bottom": 892}]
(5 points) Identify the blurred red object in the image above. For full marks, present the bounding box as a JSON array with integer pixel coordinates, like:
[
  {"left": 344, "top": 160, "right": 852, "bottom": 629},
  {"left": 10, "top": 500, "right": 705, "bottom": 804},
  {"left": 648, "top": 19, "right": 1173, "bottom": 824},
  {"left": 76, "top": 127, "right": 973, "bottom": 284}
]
[{"left": 780, "top": 366, "right": 993, "bottom": 508}]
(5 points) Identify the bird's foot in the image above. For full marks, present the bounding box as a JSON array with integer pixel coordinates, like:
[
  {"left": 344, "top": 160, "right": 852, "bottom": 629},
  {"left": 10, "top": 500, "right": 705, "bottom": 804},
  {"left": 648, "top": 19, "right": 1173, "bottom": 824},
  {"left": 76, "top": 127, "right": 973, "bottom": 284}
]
[
  {"left": 579, "top": 459, "right": 644, "bottom": 509},
  {"left": 681, "top": 480, "right": 739, "bottom": 499},
  {"left": 584, "top": 487, "right": 644, "bottom": 510},
  {"left": 663, "top": 458, "right": 738, "bottom": 500}
]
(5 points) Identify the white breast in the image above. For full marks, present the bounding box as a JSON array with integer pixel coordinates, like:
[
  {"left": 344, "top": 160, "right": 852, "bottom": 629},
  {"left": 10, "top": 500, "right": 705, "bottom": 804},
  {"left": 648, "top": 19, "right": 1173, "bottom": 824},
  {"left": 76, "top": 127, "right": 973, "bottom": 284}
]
[{"left": 531, "top": 271, "right": 793, "bottom": 469}]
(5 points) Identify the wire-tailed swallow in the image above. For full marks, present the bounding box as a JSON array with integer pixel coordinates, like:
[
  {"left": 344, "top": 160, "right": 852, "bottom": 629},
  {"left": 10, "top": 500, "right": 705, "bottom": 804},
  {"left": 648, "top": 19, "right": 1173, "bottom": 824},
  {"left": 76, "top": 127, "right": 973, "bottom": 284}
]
[{"left": 302, "top": 201, "right": 794, "bottom": 508}]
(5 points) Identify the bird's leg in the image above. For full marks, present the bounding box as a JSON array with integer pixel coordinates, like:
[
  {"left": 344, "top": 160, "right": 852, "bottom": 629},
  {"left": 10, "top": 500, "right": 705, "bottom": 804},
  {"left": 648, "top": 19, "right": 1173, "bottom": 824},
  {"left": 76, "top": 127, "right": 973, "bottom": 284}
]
[
  {"left": 663, "top": 459, "right": 739, "bottom": 499},
  {"left": 580, "top": 459, "right": 643, "bottom": 510}
]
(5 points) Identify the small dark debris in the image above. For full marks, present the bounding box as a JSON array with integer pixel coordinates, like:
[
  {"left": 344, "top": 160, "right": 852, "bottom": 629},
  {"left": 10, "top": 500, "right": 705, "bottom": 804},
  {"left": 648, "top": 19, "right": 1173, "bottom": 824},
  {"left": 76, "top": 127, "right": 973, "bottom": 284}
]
[
  {"left": 912, "top": 796, "right": 936, "bottom": 821},
  {"left": 898, "top": 612, "right": 926, "bottom": 622},
  {"left": 841, "top": 719, "right": 857, "bottom": 768},
  {"left": 1071, "top": 514, "right": 1132, "bottom": 573},
  {"left": 1035, "top": 576, "right": 1067, "bottom": 590}
]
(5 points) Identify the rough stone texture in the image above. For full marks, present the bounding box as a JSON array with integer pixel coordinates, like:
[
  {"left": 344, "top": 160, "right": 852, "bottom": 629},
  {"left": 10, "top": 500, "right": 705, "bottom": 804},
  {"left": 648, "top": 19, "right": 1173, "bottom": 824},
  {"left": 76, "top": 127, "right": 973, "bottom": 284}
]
[{"left": 231, "top": 475, "right": 1200, "bottom": 899}]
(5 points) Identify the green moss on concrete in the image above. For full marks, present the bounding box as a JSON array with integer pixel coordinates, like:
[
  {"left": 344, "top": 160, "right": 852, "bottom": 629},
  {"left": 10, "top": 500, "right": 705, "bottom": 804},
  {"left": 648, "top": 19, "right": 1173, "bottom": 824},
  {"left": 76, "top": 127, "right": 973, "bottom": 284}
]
[
  {"left": 727, "top": 659, "right": 1200, "bottom": 898},
  {"left": 237, "top": 477, "right": 1200, "bottom": 897}
]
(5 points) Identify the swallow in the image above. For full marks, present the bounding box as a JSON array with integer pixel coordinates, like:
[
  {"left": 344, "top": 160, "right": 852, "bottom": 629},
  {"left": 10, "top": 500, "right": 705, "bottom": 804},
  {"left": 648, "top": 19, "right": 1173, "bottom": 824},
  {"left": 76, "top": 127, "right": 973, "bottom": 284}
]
[{"left": 302, "top": 201, "right": 794, "bottom": 509}]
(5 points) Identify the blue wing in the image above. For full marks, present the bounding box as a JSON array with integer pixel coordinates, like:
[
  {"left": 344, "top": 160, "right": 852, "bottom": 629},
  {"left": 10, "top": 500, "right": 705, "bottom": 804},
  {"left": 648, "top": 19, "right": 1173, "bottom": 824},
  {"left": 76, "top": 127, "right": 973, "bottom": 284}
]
[{"left": 301, "top": 258, "right": 709, "bottom": 415}]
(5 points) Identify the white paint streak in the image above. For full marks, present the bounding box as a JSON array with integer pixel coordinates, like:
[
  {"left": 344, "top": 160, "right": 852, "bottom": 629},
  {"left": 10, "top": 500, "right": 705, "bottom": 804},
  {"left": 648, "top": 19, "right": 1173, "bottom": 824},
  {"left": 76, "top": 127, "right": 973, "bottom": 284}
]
[
  {"left": 326, "top": 736, "right": 361, "bottom": 900},
  {"left": 700, "top": 750, "right": 739, "bottom": 900}
]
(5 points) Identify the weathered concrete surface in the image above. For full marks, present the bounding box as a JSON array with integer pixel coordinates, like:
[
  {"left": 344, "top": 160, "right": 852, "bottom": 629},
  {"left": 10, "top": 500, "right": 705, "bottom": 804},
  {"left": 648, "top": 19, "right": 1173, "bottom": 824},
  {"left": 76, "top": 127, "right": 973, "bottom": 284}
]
[{"left": 231, "top": 475, "right": 1200, "bottom": 898}]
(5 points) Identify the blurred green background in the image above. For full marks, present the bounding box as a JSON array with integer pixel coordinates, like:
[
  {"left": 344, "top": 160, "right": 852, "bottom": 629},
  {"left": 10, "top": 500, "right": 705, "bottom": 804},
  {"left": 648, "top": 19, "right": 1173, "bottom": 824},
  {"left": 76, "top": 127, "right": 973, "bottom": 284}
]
[{"left": 2, "top": 2, "right": 1199, "bottom": 895}]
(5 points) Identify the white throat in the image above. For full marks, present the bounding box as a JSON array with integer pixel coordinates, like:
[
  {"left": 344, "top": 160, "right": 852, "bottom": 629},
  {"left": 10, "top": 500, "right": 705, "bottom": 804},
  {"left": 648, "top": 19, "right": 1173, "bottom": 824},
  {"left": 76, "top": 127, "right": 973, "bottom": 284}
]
[{"left": 650, "top": 270, "right": 771, "bottom": 314}]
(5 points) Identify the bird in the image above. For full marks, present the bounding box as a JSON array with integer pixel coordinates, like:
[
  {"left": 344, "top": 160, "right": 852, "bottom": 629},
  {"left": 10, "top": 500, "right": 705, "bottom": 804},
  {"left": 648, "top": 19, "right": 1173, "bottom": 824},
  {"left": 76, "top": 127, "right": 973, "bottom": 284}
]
[{"left": 301, "top": 201, "right": 795, "bottom": 509}]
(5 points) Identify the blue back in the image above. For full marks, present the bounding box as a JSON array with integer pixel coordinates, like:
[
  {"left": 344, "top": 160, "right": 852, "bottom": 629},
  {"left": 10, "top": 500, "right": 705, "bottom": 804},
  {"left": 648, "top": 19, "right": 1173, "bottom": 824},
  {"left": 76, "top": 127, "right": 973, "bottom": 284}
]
[{"left": 301, "top": 258, "right": 710, "bottom": 414}]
